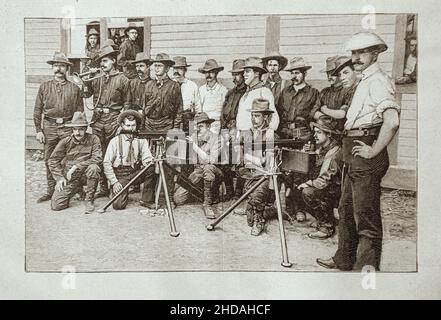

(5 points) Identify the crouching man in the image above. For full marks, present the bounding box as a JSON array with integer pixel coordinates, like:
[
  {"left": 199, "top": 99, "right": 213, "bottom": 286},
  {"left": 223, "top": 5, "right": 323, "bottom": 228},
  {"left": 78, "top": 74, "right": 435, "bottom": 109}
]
[
  {"left": 48, "top": 112, "right": 102, "bottom": 213},
  {"left": 295, "top": 116, "right": 342, "bottom": 239},
  {"left": 103, "top": 110, "right": 155, "bottom": 210},
  {"left": 174, "top": 112, "right": 224, "bottom": 219},
  {"left": 239, "top": 98, "right": 277, "bottom": 236}
]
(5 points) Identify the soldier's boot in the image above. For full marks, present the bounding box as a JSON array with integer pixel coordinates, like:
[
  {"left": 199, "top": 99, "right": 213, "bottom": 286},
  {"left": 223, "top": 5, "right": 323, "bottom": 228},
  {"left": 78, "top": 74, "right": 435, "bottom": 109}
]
[
  {"left": 84, "top": 178, "right": 98, "bottom": 214},
  {"left": 95, "top": 178, "right": 110, "bottom": 198},
  {"left": 37, "top": 192, "right": 53, "bottom": 203},
  {"left": 246, "top": 205, "right": 254, "bottom": 227},
  {"left": 224, "top": 180, "right": 235, "bottom": 202},
  {"left": 203, "top": 180, "right": 217, "bottom": 219},
  {"left": 251, "top": 211, "right": 265, "bottom": 236}
]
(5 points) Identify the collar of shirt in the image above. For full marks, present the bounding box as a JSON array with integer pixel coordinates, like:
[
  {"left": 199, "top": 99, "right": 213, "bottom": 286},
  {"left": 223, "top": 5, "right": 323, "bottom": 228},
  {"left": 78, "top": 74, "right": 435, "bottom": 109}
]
[
  {"left": 360, "top": 62, "right": 380, "bottom": 80},
  {"left": 155, "top": 75, "right": 171, "bottom": 87},
  {"left": 53, "top": 78, "right": 67, "bottom": 86},
  {"left": 205, "top": 81, "right": 220, "bottom": 92},
  {"left": 70, "top": 134, "right": 88, "bottom": 145},
  {"left": 316, "top": 139, "right": 337, "bottom": 156},
  {"left": 265, "top": 73, "right": 282, "bottom": 84},
  {"left": 246, "top": 81, "right": 265, "bottom": 93},
  {"left": 234, "top": 82, "right": 247, "bottom": 92},
  {"left": 138, "top": 75, "right": 151, "bottom": 84},
  {"left": 293, "top": 82, "right": 307, "bottom": 92}
]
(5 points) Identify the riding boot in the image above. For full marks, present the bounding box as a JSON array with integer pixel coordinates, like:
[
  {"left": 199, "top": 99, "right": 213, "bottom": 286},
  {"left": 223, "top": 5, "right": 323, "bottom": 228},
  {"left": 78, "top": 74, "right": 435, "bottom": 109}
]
[
  {"left": 233, "top": 177, "right": 245, "bottom": 200},
  {"left": 203, "top": 180, "right": 217, "bottom": 219},
  {"left": 95, "top": 176, "right": 109, "bottom": 198},
  {"left": 84, "top": 178, "right": 98, "bottom": 214}
]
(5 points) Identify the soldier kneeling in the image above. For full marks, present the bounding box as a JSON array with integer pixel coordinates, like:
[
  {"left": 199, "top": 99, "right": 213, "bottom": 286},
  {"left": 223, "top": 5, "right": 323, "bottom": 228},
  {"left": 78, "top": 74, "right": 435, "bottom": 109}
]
[
  {"left": 48, "top": 112, "right": 102, "bottom": 213},
  {"left": 103, "top": 110, "right": 155, "bottom": 210},
  {"left": 294, "top": 116, "right": 342, "bottom": 239}
]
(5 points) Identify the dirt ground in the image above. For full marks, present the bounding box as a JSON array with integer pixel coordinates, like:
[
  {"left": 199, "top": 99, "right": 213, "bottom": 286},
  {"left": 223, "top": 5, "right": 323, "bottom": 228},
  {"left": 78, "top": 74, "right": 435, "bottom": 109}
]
[{"left": 25, "top": 151, "right": 417, "bottom": 272}]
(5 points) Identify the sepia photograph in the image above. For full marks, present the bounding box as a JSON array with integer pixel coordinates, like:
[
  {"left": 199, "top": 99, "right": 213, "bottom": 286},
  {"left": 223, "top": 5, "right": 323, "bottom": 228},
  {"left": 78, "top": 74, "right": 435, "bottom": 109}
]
[{"left": 23, "top": 11, "right": 417, "bottom": 273}]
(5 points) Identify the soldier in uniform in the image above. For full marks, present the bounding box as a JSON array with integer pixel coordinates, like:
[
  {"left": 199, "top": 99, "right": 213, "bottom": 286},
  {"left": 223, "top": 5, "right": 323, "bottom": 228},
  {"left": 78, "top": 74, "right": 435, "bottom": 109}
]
[
  {"left": 142, "top": 53, "right": 183, "bottom": 209},
  {"left": 261, "top": 51, "right": 288, "bottom": 108},
  {"left": 277, "top": 57, "right": 319, "bottom": 142},
  {"left": 48, "top": 112, "right": 102, "bottom": 213},
  {"left": 82, "top": 45, "right": 130, "bottom": 198},
  {"left": 239, "top": 98, "right": 277, "bottom": 236},
  {"left": 174, "top": 112, "right": 225, "bottom": 218},
  {"left": 317, "top": 32, "right": 400, "bottom": 271},
  {"left": 103, "top": 110, "right": 155, "bottom": 210},
  {"left": 295, "top": 116, "right": 343, "bottom": 239},
  {"left": 118, "top": 23, "right": 141, "bottom": 79},
  {"left": 34, "top": 52, "right": 84, "bottom": 203},
  {"left": 126, "top": 52, "right": 152, "bottom": 114}
]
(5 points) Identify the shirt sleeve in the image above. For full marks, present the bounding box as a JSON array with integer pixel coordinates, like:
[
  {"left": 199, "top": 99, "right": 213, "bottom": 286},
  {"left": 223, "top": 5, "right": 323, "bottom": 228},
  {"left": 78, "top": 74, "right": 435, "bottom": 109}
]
[
  {"left": 117, "top": 41, "right": 128, "bottom": 67},
  {"left": 308, "top": 89, "right": 321, "bottom": 120},
  {"left": 369, "top": 78, "right": 401, "bottom": 117},
  {"left": 48, "top": 138, "right": 68, "bottom": 181},
  {"left": 263, "top": 87, "right": 280, "bottom": 131},
  {"left": 307, "top": 147, "right": 341, "bottom": 190},
  {"left": 103, "top": 138, "right": 119, "bottom": 186},
  {"left": 139, "top": 139, "right": 153, "bottom": 167},
  {"left": 193, "top": 83, "right": 202, "bottom": 113},
  {"left": 34, "top": 83, "right": 45, "bottom": 133},
  {"left": 75, "top": 135, "right": 102, "bottom": 171},
  {"left": 74, "top": 85, "right": 84, "bottom": 112},
  {"left": 173, "top": 83, "right": 184, "bottom": 129},
  {"left": 208, "top": 135, "right": 223, "bottom": 164},
  {"left": 121, "top": 76, "right": 131, "bottom": 109}
]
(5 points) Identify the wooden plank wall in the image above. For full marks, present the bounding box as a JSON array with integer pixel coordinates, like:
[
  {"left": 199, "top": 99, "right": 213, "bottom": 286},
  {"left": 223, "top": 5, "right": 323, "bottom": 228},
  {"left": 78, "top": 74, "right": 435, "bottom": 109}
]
[
  {"left": 149, "top": 15, "right": 267, "bottom": 88},
  {"left": 25, "top": 18, "right": 61, "bottom": 149},
  {"left": 397, "top": 93, "right": 417, "bottom": 168},
  {"left": 279, "top": 14, "right": 397, "bottom": 89}
]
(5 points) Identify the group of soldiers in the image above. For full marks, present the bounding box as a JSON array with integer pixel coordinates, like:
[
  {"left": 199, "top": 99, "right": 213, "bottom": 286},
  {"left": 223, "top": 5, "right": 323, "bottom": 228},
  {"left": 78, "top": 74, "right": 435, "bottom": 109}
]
[{"left": 33, "top": 24, "right": 400, "bottom": 271}]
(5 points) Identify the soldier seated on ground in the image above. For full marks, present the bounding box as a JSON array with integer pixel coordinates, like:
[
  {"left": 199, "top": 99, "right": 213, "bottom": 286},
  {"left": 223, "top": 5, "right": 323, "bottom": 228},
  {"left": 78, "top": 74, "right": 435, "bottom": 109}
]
[
  {"left": 103, "top": 110, "right": 155, "bottom": 210},
  {"left": 237, "top": 98, "right": 277, "bottom": 236},
  {"left": 174, "top": 112, "right": 225, "bottom": 219},
  {"left": 292, "top": 116, "right": 343, "bottom": 240},
  {"left": 48, "top": 112, "right": 102, "bottom": 214}
]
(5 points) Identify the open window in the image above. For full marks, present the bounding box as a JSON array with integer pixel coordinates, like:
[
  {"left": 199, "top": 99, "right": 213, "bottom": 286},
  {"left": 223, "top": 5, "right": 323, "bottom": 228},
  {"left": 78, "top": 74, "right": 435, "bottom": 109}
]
[{"left": 395, "top": 14, "right": 417, "bottom": 86}]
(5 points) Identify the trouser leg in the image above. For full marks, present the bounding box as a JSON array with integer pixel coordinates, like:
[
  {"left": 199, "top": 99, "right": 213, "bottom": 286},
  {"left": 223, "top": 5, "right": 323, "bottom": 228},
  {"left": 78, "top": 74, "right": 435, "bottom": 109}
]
[
  {"left": 140, "top": 165, "right": 156, "bottom": 203},
  {"left": 111, "top": 168, "right": 132, "bottom": 210},
  {"left": 84, "top": 164, "right": 101, "bottom": 201},
  {"left": 301, "top": 186, "right": 335, "bottom": 228},
  {"left": 51, "top": 179, "right": 78, "bottom": 211},
  {"left": 174, "top": 168, "right": 203, "bottom": 205},
  {"left": 332, "top": 170, "right": 358, "bottom": 270}
]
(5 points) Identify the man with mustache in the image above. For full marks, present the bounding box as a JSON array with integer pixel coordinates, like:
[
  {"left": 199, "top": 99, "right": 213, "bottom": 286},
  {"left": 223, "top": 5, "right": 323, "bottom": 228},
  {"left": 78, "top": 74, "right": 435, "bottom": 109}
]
[
  {"left": 103, "top": 110, "right": 155, "bottom": 210},
  {"left": 235, "top": 57, "right": 279, "bottom": 132},
  {"left": 82, "top": 45, "right": 130, "bottom": 199},
  {"left": 174, "top": 112, "right": 225, "bottom": 218},
  {"left": 262, "top": 51, "right": 288, "bottom": 109},
  {"left": 34, "top": 52, "right": 84, "bottom": 203},
  {"left": 127, "top": 52, "right": 152, "bottom": 115},
  {"left": 219, "top": 59, "right": 247, "bottom": 200},
  {"left": 142, "top": 53, "right": 183, "bottom": 209},
  {"left": 238, "top": 98, "right": 277, "bottom": 236},
  {"left": 48, "top": 112, "right": 102, "bottom": 213},
  {"left": 172, "top": 56, "right": 201, "bottom": 113},
  {"left": 277, "top": 57, "right": 319, "bottom": 141},
  {"left": 118, "top": 23, "right": 141, "bottom": 79},
  {"left": 317, "top": 32, "right": 400, "bottom": 271},
  {"left": 198, "top": 59, "right": 228, "bottom": 134}
]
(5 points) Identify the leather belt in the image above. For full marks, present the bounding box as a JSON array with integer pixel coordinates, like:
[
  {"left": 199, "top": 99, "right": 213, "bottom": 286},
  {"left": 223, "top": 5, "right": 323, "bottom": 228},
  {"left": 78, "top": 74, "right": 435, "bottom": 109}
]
[
  {"left": 44, "top": 116, "right": 73, "bottom": 124},
  {"left": 343, "top": 127, "right": 380, "bottom": 137},
  {"left": 95, "top": 107, "right": 122, "bottom": 114}
]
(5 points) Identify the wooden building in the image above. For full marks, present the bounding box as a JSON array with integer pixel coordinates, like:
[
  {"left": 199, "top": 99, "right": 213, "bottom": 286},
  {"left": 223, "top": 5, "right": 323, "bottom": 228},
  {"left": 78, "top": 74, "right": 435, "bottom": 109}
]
[{"left": 24, "top": 14, "right": 417, "bottom": 190}]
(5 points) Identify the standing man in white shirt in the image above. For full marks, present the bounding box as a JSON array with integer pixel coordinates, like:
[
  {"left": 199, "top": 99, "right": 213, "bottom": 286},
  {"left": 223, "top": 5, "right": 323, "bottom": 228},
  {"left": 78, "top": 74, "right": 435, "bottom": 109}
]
[
  {"left": 198, "top": 59, "right": 228, "bottom": 134},
  {"left": 172, "top": 56, "right": 201, "bottom": 113},
  {"left": 235, "top": 57, "right": 279, "bottom": 132},
  {"left": 317, "top": 32, "right": 400, "bottom": 271}
]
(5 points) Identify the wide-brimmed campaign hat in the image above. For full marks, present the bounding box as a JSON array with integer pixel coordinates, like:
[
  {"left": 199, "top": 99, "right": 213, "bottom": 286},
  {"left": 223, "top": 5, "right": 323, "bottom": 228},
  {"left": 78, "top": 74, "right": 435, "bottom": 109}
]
[
  {"left": 65, "top": 112, "right": 89, "bottom": 127},
  {"left": 131, "top": 52, "right": 151, "bottom": 65},
  {"left": 85, "top": 28, "right": 100, "bottom": 38},
  {"left": 124, "top": 22, "right": 139, "bottom": 36},
  {"left": 194, "top": 112, "right": 215, "bottom": 124},
  {"left": 262, "top": 51, "right": 288, "bottom": 71},
  {"left": 310, "top": 116, "right": 340, "bottom": 135},
  {"left": 331, "top": 56, "right": 353, "bottom": 76},
  {"left": 117, "top": 109, "right": 143, "bottom": 127},
  {"left": 246, "top": 98, "right": 274, "bottom": 113},
  {"left": 47, "top": 52, "right": 73, "bottom": 66},
  {"left": 96, "top": 45, "right": 119, "bottom": 61},
  {"left": 198, "top": 59, "right": 224, "bottom": 73},
  {"left": 344, "top": 31, "right": 388, "bottom": 53},
  {"left": 242, "top": 56, "right": 267, "bottom": 74},
  {"left": 320, "top": 55, "right": 339, "bottom": 73},
  {"left": 152, "top": 53, "right": 175, "bottom": 66},
  {"left": 285, "top": 57, "right": 312, "bottom": 72},
  {"left": 173, "top": 56, "right": 192, "bottom": 68},
  {"left": 229, "top": 59, "right": 245, "bottom": 73}
]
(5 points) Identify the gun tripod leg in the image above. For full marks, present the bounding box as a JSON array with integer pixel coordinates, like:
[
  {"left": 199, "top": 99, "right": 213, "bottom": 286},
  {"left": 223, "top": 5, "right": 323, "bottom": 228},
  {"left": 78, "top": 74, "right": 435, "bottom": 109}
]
[
  {"left": 206, "top": 176, "right": 267, "bottom": 231},
  {"left": 272, "top": 174, "right": 292, "bottom": 268},
  {"left": 158, "top": 159, "right": 180, "bottom": 237}
]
